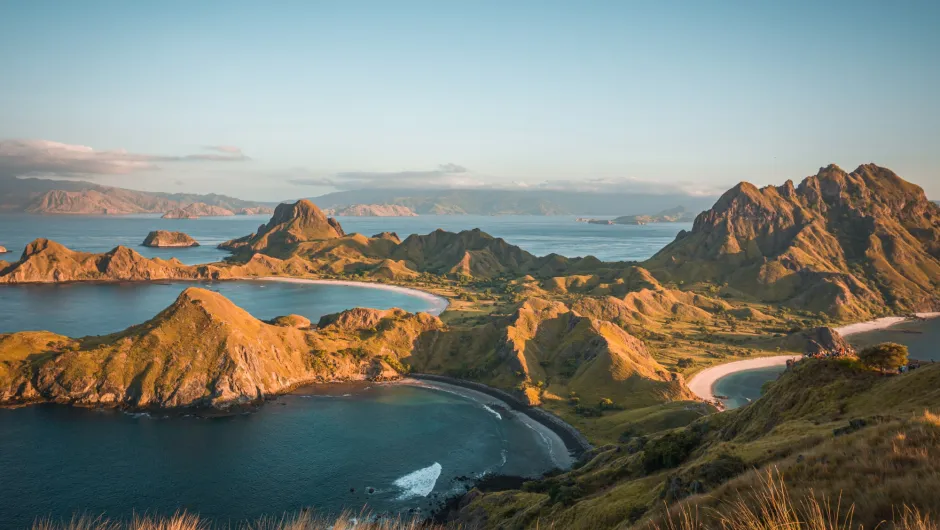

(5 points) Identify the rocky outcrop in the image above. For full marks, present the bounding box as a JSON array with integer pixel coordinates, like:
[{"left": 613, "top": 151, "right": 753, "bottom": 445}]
[
  {"left": 219, "top": 199, "right": 345, "bottom": 253},
  {"left": 266, "top": 314, "right": 312, "bottom": 328},
  {"left": 0, "top": 239, "right": 222, "bottom": 283},
  {"left": 324, "top": 204, "right": 418, "bottom": 216},
  {"left": 0, "top": 246, "right": 7, "bottom": 254},
  {"left": 141, "top": 230, "right": 200, "bottom": 248},
  {"left": 0, "top": 288, "right": 443, "bottom": 409},
  {"left": 162, "top": 202, "right": 235, "bottom": 219},
  {"left": 801, "top": 327, "right": 856, "bottom": 358},
  {"left": 645, "top": 164, "right": 940, "bottom": 319}
]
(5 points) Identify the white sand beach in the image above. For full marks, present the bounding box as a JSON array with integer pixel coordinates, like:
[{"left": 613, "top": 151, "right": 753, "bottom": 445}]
[
  {"left": 835, "top": 312, "right": 940, "bottom": 337},
  {"left": 687, "top": 355, "right": 802, "bottom": 403},
  {"left": 255, "top": 276, "right": 450, "bottom": 316}
]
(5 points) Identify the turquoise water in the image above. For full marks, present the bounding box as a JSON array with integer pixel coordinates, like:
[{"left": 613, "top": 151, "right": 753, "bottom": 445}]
[
  {"left": 714, "top": 318, "right": 940, "bottom": 410},
  {"left": 712, "top": 366, "right": 787, "bottom": 409},
  {"left": 0, "top": 384, "right": 561, "bottom": 527},
  {"left": 0, "top": 213, "right": 689, "bottom": 264},
  {"left": 0, "top": 280, "right": 442, "bottom": 337}
]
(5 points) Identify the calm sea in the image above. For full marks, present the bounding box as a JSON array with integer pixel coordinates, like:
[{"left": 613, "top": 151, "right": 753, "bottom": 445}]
[
  {"left": 0, "top": 280, "right": 561, "bottom": 526},
  {"left": 0, "top": 213, "right": 689, "bottom": 264}
]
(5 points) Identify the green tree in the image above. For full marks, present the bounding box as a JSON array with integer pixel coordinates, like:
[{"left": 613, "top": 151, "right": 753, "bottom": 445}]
[{"left": 859, "top": 342, "right": 909, "bottom": 372}]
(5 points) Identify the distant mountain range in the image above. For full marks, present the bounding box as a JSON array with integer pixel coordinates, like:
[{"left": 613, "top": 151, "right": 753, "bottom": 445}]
[
  {"left": 0, "top": 176, "right": 273, "bottom": 215},
  {"left": 309, "top": 188, "right": 718, "bottom": 216}
]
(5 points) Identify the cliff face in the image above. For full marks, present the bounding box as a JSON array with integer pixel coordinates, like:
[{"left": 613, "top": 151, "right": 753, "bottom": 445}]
[
  {"left": 141, "top": 230, "right": 200, "bottom": 247},
  {"left": 645, "top": 164, "right": 940, "bottom": 319},
  {"left": 325, "top": 204, "right": 418, "bottom": 216},
  {"left": 161, "top": 202, "right": 235, "bottom": 219},
  {"left": 219, "top": 199, "right": 345, "bottom": 253},
  {"left": 0, "top": 288, "right": 443, "bottom": 409},
  {"left": 0, "top": 239, "right": 223, "bottom": 283}
]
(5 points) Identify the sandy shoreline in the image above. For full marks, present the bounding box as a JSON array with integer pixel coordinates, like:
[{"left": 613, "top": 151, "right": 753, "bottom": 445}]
[
  {"left": 834, "top": 312, "right": 940, "bottom": 337},
  {"left": 688, "top": 312, "right": 940, "bottom": 406},
  {"left": 687, "top": 355, "right": 801, "bottom": 404},
  {"left": 255, "top": 276, "right": 450, "bottom": 316}
]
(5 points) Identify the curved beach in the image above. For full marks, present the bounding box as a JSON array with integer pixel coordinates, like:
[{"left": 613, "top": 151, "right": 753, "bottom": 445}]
[
  {"left": 255, "top": 276, "right": 450, "bottom": 316},
  {"left": 835, "top": 312, "right": 940, "bottom": 337},
  {"left": 687, "top": 355, "right": 801, "bottom": 403}
]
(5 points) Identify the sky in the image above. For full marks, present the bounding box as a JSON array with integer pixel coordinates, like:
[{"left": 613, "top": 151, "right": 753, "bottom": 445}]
[{"left": 1, "top": 0, "right": 938, "bottom": 200}]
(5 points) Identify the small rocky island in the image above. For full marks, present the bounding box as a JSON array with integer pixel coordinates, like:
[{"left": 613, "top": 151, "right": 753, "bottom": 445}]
[
  {"left": 142, "top": 230, "right": 200, "bottom": 247},
  {"left": 0, "top": 245, "right": 8, "bottom": 254}
]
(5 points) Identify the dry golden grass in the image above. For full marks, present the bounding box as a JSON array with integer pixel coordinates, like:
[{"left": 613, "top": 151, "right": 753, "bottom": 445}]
[{"left": 650, "top": 468, "right": 936, "bottom": 530}]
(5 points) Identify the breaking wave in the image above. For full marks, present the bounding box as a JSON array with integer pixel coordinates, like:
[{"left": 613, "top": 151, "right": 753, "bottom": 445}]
[
  {"left": 393, "top": 462, "right": 442, "bottom": 500},
  {"left": 482, "top": 404, "right": 502, "bottom": 420}
]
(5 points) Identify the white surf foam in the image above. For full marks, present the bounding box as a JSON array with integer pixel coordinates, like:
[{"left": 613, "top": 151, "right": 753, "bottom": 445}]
[
  {"left": 482, "top": 404, "right": 502, "bottom": 420},
  {"left": 393, "top": 462, "right": 442, "bottom": 500}
]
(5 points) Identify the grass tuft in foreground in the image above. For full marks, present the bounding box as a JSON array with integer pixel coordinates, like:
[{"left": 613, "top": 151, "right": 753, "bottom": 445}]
[{"left": 650, "top": 468, "right": 935, "bottom": 530}]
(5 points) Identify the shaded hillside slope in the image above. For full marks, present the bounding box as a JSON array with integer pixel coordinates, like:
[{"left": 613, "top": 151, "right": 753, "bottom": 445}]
[
  {"left": 448, "top": 358, "right": 940, "bottom": 530},
  {"left": 0, "top": 288, "right": 442, "bottom": 408},
  {"left": 645, "top": 164, "right": 940, "bottom": 319}
]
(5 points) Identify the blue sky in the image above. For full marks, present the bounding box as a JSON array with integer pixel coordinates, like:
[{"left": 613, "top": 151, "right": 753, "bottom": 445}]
[{"left": 1, "top": 0, "right": 938, "bottom": 200}]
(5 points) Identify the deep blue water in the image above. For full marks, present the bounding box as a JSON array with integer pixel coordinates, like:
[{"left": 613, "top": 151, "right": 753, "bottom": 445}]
[
  {"left": 0, "top": 280, "right": 442, "bottom": 337},
  {"left": 0, "top": 213, "right": 689, "bottom": 264},
  {"left": 0, "top": 384, "right": 561, "bottom": 527}
]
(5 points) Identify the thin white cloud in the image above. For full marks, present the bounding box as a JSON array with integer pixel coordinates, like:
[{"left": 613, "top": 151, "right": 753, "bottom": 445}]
[
  {"left": 285, "top": 163, "right": 723, "bottom": 196},
  {"left": 0, "top": 139, "right": 249, "bottom": 179},
  {"left": 289, "top": 163, "right": 482, "bottom": 189}
]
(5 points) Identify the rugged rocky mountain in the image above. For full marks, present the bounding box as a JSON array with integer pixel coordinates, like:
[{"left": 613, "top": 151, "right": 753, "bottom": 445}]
[
  {"left": 645, "top": 164, "right": 940, "bottom": 319},
  {"left": 26, "top": 189, "right": 178, "bottom": 215},
  {"left": 391, "top": 228, "right": 540, "bottom": 277},
  {"left": 161, "top": 202, "right": 235, "bottom": 219},
  {"left": 141, "top": 230, "right": 200, "bottom": 248},
  {"left": 217, "top": 200, "right": 607, "bottom": 279},
  {"left": 324, "top": 204, "right": 418, "bottom": 216},
  {"left": 409, "top": 297, "right": 694, "bottom": 407},
  {"left": 0, "top": 239, "right": 222, "bottom": 283},
  {"left": 219, "top": 199, "right": 345, "bottom": 253},
  {"left": 0, "top": 288, "right": 442, "bottom": 409}
]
